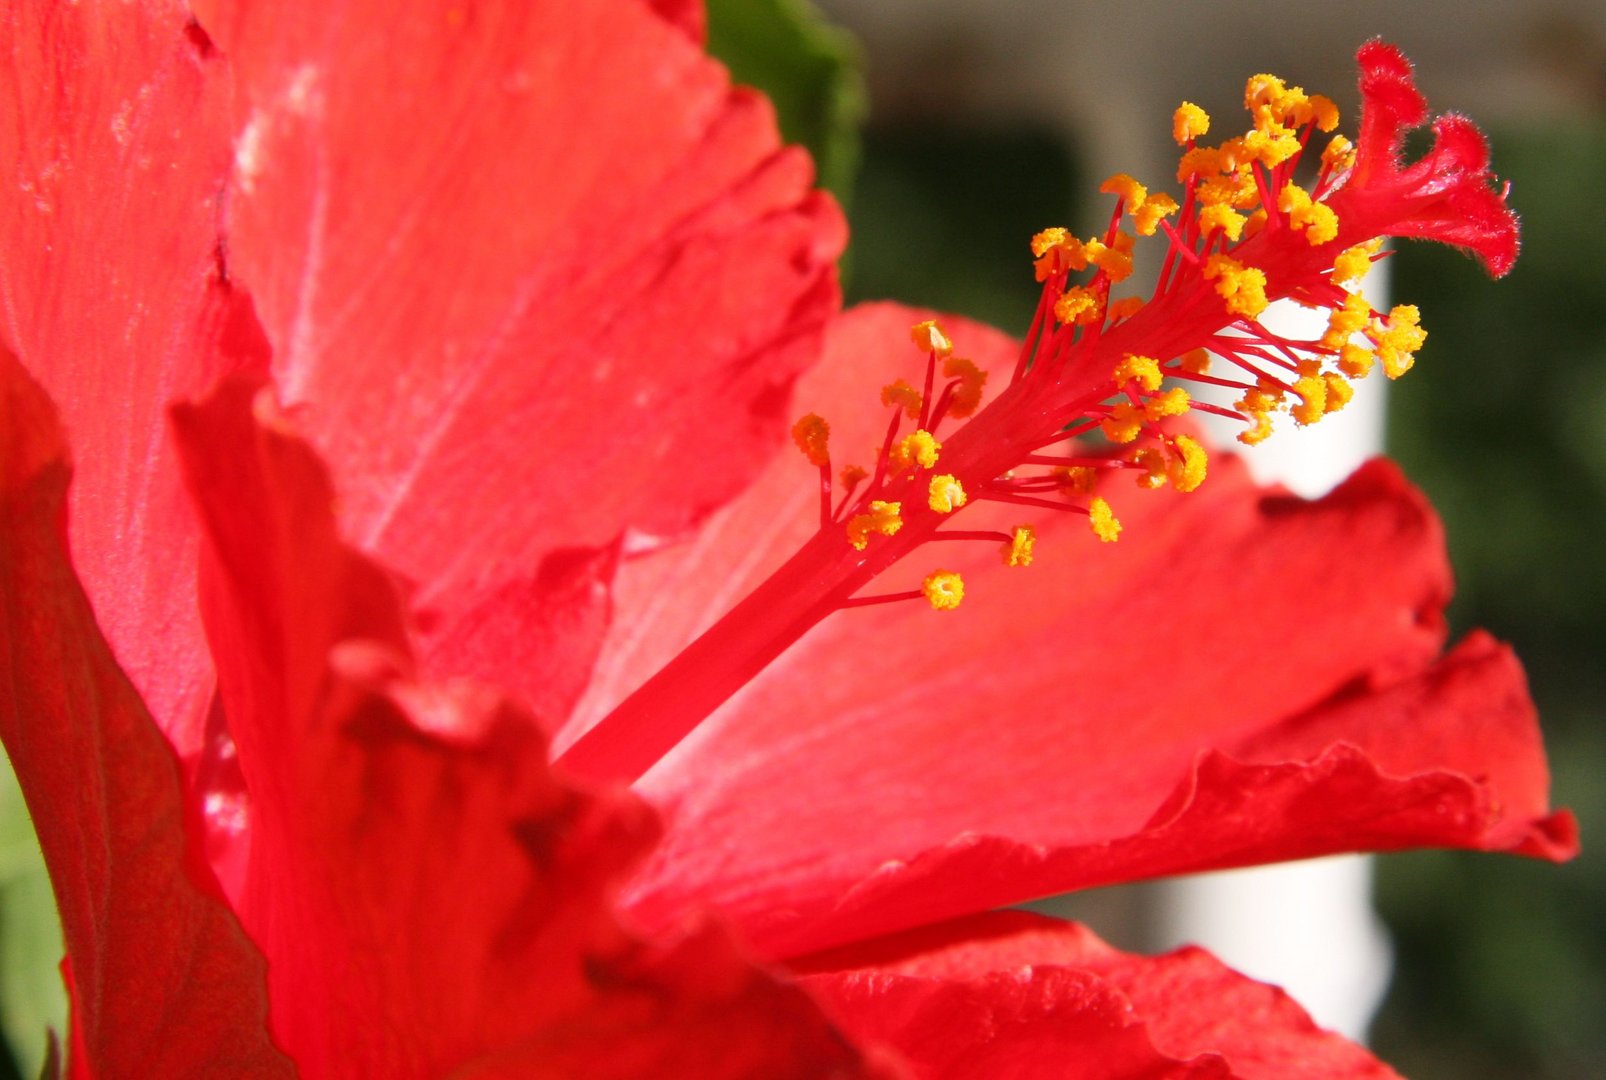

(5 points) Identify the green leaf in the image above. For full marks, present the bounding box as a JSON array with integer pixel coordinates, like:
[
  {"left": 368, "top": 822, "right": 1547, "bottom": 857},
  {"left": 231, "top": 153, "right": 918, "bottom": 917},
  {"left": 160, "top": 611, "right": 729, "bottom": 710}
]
[
  {"left": 706, "top": 0, "right": 866, "bottom": 206},
  {"left": 0, "top": 748, "right": 67, "bottom": 1080}
]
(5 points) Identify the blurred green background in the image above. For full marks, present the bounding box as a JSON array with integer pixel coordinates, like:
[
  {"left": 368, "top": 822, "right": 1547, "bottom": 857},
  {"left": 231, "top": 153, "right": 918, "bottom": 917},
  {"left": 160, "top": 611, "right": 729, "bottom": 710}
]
[{"left": 0, "top": 2, "right": 1598, "bottom": 1076}]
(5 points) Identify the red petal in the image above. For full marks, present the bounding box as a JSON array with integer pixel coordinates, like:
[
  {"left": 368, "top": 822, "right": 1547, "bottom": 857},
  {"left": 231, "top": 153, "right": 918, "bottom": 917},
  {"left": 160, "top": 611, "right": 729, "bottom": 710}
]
[
  {"left": 170, "top": 377, "right": 880, "bottom": 1077},
  {"left": 0, "top": 0, "right": 239, "bottom": 757},
  {"left": 0, "top": 348, "right": 291, "bottom": 1077},
  {"left": 586, "top": 303, "right": 1568, "bottom": 959},
  {"left": 187, "top": 0, "right": 846, "bottom": 714},
  {"left": 800, "top": 911, "right": 1400, "bottom": 1079}
]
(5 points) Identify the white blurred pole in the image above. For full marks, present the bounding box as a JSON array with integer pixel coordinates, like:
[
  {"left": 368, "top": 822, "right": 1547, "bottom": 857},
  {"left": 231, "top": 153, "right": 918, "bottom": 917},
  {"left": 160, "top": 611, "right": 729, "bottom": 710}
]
[{"left": 1154, "top": 266, "right": 1394, "bottom": 1040}]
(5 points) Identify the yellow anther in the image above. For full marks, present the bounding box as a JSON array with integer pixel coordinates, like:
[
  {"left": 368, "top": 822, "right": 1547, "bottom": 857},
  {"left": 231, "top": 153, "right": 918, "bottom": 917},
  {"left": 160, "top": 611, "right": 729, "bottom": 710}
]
[
  {"left": 1331, "top": 239, "right": 1382, "bottom": 285},
  {"left": 1173, "top": 101, "right": 1210, "bottom": 144},
  {"left": 1234, "top": 386, "right": 1279, "bottom": 445},
  {"left": 1305, "top": 94, "right": 1341, "bottom": 132},
  {"left": 846, "top": 500, "right": 902, "bottom": 550},
  {"left": 910, "top": 319, "right": 953, "bottom": 358},
  {"left": 1032, "top": 228, "right": 1090, "bottom": 281},
  {"left": 1088, "top": 497, "right": 1122, "bottom": 543},
  {"left": 1057, "top": 465, "right": 1098, "bottom": 495},
  {"left": 1214, "top": 137, "right": 1252, "bottom": 173},
  {"left": 1180, "top": 348, "right": 1212, "bottom": 374},
  {"left": 1203, "top": 254, "right": 1268, "bottom": 319},
  {"left": 1375, "top": 305, "right": 1426, "bottom": 379},
  {"left": 839, "top": 463, "right": 868, "bottom": 488},
  {"left": 942, "top": 356, "right": 988, "bottom": 418},
  {"left": 1087, "top": 234, "right": 1136, "bottom": 283},
  {"left": 928, "top": 473, "right": 967, "bottom": 514},
  {"left": 1322, "top": 372, "right": 1354, "bottom": 414},
  {"left": 1279, "top": 182, "right": 1339, "bottom": 245},
  {"left": 1321, "top": 134, "right": 1356, "bottom": 172},
  {"left": 1031, "top": 227, "right": 1069, "bottom": 257},
  {"left": 1133, "top": 445, "right": 1168, "bottom": 490},
  {"left": 1101, "top": 173, "right": 1148, "bottom": 210},
  {"left": 1144, "top": 386, "right": 1191, "bottom": 420},
  {"left": 1168, "top": 434, "right": 1208, "bottom": 492},
  {"left": 1132, "top": 193, "right": 1179, "bottom": 237},
  {"left": 1177, "top": 146, "right": 1227, "bottom": 182},
  {"left": 1196, "top": 170, "right": 1257, "bottom": 209},
  {"left": 1113, "top": 354, "right": 1164, "bottom": 392},
  {"left": 791, "top": 413, "right": 830, "bottom": 467},
  {"left": 1321, "top": 292, "right": 1373, "bottom": 349},
  {"left": 1107, "top": 296, "right": 1146, "bottom": 322},
  {"left": 1244, "top": 73, "right": 1289, "bottom": 115},
  {"left": 1337, "top": 342, "right": 1375, "bottom": 378},
  {"left": 1239, "top": 412, "right": 1274, "bottom": 446},
  {"left": 1291, "top": 374, "right": 1328, "bottom": 425},
  {"left": 922, "top": 570, "right": 965, "bottom": 611},
  {"left": 1243, "top": 126, "right": 1302, "bottom": 168},
  {"left": 891, "top": 429, "right": 941, "bottom": 472},
  {"left": 1198, "top": 204, "right": 1248, "bottom": 242},
  {"left": 880, "top": 378, "right": 924, "bottom": 420},
  {"left": 1002, "top": 525, "right": 1036, "bottom": 567},
  {"left": 1054, "top": 286, "right": 1105, "bottom": 326},
  {"left": 1279, "top": 183, "right": 1312, "bottom": 216},
  {"left": 1100, "top": 402, "right": 1144, "bottom": 444},
  {"left": 1242, "top": 208, "right": 1268, "bottom": 238}
]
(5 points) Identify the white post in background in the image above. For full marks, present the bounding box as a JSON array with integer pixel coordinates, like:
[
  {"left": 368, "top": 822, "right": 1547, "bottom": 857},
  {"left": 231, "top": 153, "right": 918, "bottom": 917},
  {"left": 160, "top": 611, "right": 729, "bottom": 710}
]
[{"left": 1157, "top": 261, "right": 1395, "bottom": 1040}]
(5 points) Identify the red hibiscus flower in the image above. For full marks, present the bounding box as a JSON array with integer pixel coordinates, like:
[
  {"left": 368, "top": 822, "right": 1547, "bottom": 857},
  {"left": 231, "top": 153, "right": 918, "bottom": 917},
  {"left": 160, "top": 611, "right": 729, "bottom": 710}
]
[{"left": 0, "top": 1, "right": 1575, "bottom": 1075}]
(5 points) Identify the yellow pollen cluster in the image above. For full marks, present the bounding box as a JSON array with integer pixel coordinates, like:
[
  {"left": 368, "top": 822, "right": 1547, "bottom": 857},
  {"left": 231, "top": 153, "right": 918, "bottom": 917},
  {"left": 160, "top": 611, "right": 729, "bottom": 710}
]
[
  {"left": 1245, "top": 73, "right": 1339, "bottom": 135},
  {"left": 1331, "top": 238, "right": 1382, "bottom": 286},
  {"left": 1173, "top": 101, "right": 1210, "bottom": 144},
  {"left": 1291, "top": 373, "right": 1327, "bottom": 425},
  {"left": 1338, "top": 342, "right": 1374, "bottom": 378},
  {"left": 891, "top": 429, "right": 941, "bottom": 472},
  {"left": 942, "top": 356, "right": 988, "bottom": 417},
  {"left": 922, "top": 570, "right": 965, "bottom": 611},
  {"left": 911, "top": 320, "right": 953, "bottom": 357},
  {"left": 1034, "top": 228, "right": 1137, "bottom": 287},
  {"left": 1321, "top": 133, "right": 1356, "bottom": 172},
  {"left": 1180, "top": 348, "right": 1212, "bottom": 374},
  {"left": 1321, "top": 292, "right": 1373, "bottom": 350},
  {"left": 1278, "top": 182, "right": 1340, "bottom": 245},
  {"left": 1233, "top": 384, "right": 1283, "bottom": 445},
  {"left": 1137, "top": 434, "right": 1209, "bottom": 492},
  {"left": 1169, "top": 434, "right": 1208, "bottom": 492},
  {"left": 880, "top": 379, "right": 923, "bottom": 419},
  {"left": 1108, "top": 296, "right": 1145, "bottom": 322},
  {"left": 1087, "top": 232, "right": 1136, "bottom": 283},
  {"left": 1113, "top": 354, "right": 1164, "bottom": 391},
  {"left": 1145, "top": 387, "right": 1191, "bottom": 419},
  {"left": 928, "top": 473, "right": 967, "bottom": 514},
  {"left": 1198, "top": 204, "right": 1248, "bottom": 242},
  {"left": 1100, "top": 173, "right": 1146, "bottom": 207},
  {"left": 1002, "top": 525, "right": 1036, "bottom": 567},
  {"left": 1324, "top": 371, "right": 1355, "bottom": 413},
  {"left": 791, "top": 413, "right": 830, "bottom": 467},
  {"left": 1088, "top": 497, "right": 1122, "bottom": 543},
  {"left": 1055, "top": 286, "right": 1105, "bottom": 326},
  {"left": 1202, "top": 253, "right": 1268, "bottom": 318},
  {"left": 1100, "top": 403, "right": 1143, "bottom": 444},
  {"left": 846, "top": 500, "right": 902, "bottom": 550},
  {"left": 1375, "top": 305, "right": 1427, "bottom": 378},
  {"left": 1057, "top": 466, "right": 1098, "bottom": 495},
  {"left": 1100, "top": 174, "right": 1180, "bottom": 237}
]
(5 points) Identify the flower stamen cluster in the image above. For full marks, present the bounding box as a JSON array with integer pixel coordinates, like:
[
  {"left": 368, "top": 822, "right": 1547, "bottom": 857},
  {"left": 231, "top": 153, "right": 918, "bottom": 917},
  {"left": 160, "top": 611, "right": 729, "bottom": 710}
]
[
  {"left": 562, "top": 41, "right": 1522, "bottom": 784},
  {"left": 788, "top": 43, "right": 1518, "bottom": 620}
]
